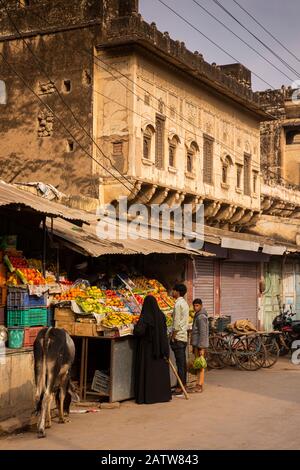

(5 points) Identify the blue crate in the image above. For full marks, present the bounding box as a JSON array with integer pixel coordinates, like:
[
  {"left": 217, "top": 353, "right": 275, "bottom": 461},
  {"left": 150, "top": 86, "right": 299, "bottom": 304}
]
[{"left": 7, "top": 287, "right": 47, "bottom": 309}]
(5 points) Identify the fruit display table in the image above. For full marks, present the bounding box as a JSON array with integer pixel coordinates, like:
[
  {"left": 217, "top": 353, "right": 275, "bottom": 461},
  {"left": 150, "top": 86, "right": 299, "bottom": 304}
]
[
  {"left": 77, "top": 334, "right": 181, "bottom": 403},
  {"left": 77, "top": 335, "right": 136, "bottom": 403}
]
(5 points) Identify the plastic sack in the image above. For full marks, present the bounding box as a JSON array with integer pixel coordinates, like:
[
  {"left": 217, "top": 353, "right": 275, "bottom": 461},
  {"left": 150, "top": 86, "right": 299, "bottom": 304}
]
[
  {"left": 73, "top": 279, "right": 90, "bottom": 289},
  {"left": 193, "top": 355, "right": 207, "bottom": 370}
]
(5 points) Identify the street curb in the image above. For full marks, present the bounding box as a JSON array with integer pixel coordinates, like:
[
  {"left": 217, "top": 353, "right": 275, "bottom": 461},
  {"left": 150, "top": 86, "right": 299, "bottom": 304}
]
[{"left": 0, "top": 412, "right": 36, "bottom": 437}]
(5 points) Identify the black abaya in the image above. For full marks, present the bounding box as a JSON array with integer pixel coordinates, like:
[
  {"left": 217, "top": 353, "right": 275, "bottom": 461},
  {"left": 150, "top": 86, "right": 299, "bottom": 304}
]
[{"left": 133, "top": 296, "right": 172, "bottom": 405}]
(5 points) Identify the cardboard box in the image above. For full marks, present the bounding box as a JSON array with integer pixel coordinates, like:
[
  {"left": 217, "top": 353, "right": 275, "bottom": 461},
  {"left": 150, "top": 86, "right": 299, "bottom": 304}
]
[
  {"left": 74, "top": 322, "right": 98, "bottom": 337},
  {"left": 103, "top": 325, "right": 133, "bottom": 338},
  {"left": 54, "top": 307, "right": 75, "bottom": 322},
  {"left": 55, "top": 320, "right": 75, "bottom": 336},
  {"left": 0, "top": 307, "right": 5, "bottom": 324},
  {"left": 0, "top": 287, "right": 7, "bottom": 307}
]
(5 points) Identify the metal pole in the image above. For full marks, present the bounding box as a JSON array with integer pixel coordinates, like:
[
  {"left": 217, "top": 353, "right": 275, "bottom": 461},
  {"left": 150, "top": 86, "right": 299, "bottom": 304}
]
[{"left": 42, "top": 217, "right": 46, "bottom": 277}]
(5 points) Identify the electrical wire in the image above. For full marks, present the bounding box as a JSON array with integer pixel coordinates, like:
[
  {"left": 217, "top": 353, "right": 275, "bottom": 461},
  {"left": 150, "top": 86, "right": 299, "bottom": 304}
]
[
  {"left": 232, "top": 0, "right": 300, "bottom": 65},
  {"left": 0, "top": 0, "right": 141, "bottom": 199},
  {"left": 212, "top": 0, "right": 300, "bottom": 79},
  {"left": 0, "top": 51, "right": 138, "bottom": 197},
  {"left": 156, "top": 0, "right": 277, "bottom": 89},
  {"left": 2, "top": 0, "right": 288, "bottom": 192},
  {"left": 191, "top": 0, "right": 296, "bottom": 82}
]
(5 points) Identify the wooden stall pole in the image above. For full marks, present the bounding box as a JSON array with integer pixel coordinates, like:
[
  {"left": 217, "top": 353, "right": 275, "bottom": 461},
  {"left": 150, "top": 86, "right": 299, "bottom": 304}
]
[{"left": 167, "top": 358, "right": 189, "bottom": 400}]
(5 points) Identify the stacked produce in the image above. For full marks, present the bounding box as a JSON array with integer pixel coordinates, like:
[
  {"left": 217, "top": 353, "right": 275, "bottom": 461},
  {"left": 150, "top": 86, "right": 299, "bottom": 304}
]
[
  {"left": 17, "top": 268, "right": 46, "bottom": 286},
  {"left": 4, "top": 254, "right": 46, "bottom": 286},
  {"left": 102, "top": 312, "right": 137, "bottom": 329},
  {"left": 52, "top": 274, "right": 176, "bottom": 336},
  {"left": 54, "top": 287, "right": 87, "bottom": 302}
]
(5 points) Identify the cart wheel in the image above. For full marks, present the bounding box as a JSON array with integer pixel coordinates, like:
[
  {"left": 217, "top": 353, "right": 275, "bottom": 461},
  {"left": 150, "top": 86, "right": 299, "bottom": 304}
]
[
  {"left": 235, "top": 335, "right": 266, "bottom": 371},
  {"left": 207, "top": 335, "right": 227, "bottom": 369},
  {"left": 262, "top": 335, "right": 280, "bottom": 368},
  {"left": 218, "top": 333, "right": 237, "bottom": 367}
]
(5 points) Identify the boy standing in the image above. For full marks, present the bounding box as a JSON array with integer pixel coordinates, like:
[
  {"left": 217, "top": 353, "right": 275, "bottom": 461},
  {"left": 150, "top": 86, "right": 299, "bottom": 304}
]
[
  {"left": 190, "top": 298, "right": 209, "bottom": 393},
  {"left": 170, "top": 284, "right": 189, "bottom": 395}
]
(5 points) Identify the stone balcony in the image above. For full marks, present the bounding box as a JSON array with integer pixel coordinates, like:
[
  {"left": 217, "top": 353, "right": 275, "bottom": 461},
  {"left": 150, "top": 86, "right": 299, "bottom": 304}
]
[
  {"left": 102, "top": 14, "right": 270, "bottom": 119},
  {"left": 261, "top": 178, "right": 300, "bottom": 218}
]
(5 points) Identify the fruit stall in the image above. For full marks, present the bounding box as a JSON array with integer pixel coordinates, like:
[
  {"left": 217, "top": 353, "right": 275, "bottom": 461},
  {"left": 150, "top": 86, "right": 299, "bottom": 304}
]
[
  {"left": 0, "top": 201, "right": 191, "bottom": 404},
  {"left": 52, "top": 275, "right": 176, "bottom": 402},
  {"left": 0, "top": 242, "right": 180, "bottom": 402}
]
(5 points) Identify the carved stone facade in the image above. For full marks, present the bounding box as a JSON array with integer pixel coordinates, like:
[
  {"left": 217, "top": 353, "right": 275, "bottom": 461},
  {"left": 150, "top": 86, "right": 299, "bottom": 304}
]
[
  {"left": 94, "top": 41, "right": 264, "bottom": 230},
  {"left": 0, "top": 0, "right": 272, "bottom": 231},
  {"left": 257, "top": 88, "right": 300, "bottom": 219}
]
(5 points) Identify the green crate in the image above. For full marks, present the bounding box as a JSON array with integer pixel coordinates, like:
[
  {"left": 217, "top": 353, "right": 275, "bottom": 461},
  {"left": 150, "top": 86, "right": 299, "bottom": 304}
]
[{"left": 7, "top": 308, "right": 48, "bottom": 327}]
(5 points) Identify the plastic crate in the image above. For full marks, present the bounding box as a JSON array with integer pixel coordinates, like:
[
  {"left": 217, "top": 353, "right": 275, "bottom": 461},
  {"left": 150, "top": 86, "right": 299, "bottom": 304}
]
[
  {"left": 8, "top": 327, "right": 24, "bottom": 349},
  {"left": 216, "top": 316, "right": 231, "bottom": 332},
  {"left": 47, "top": 307, "right": 54, "bottom": 327},
  {"left": 23, "top": 326, "right": 44, "bottom": 347},
  {"left": 7, "top": 308, "right": 48, "bottom": 327},
  {"left": 91, "top": 370, "right": 110, "bottom": 394},
  {"left": 7, "top": 287, "right": 47, "bottom": 309}
]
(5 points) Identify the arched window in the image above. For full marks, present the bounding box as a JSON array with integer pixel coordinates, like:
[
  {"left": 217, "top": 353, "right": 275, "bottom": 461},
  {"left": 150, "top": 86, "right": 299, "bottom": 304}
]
[
  {"left": 222, "top": 155, "right": 233, "bottom": 185},
  {"left": 143, "top": 125, "right": 154, "bottom": 160},
  {"left": 0, "top": 80, "right": 7, "bottom": 105},
  {"left": 168, "top": 135, "right": 180, "bottom": 167},
  {"left": 186, "top": 141, "right": 198, "bottom": 174},
  {"left": 286, "top": 130, "right": 300, "bottom": 145}
]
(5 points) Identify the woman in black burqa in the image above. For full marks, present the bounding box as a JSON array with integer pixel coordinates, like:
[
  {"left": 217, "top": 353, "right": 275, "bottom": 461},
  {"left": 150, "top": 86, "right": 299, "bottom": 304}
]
[{"left": 133, "top": 295, "right": 172, "bottom": 404}]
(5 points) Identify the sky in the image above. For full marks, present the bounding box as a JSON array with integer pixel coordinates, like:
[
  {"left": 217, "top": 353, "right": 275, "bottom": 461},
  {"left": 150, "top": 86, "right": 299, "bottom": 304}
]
[{"left": 140, "top": 0, "right": 300, "bottom": 91}]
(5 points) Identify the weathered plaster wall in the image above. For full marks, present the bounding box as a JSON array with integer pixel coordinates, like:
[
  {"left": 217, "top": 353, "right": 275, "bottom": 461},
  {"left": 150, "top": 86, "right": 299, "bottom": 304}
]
[
  {"left": 0, "top": 1, "right": 115, "bottom": 198},
  {"left": 0, "top": 28, "right": 99, "bottom": 197},
  {"left": 0, "top": 349, "right": 34, "bottom": 423}
]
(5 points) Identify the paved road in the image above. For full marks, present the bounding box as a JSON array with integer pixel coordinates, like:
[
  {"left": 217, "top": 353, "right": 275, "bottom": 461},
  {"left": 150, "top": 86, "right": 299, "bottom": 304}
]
[{"left": 1, "top": 358, "right": 300, "bottom": 450}]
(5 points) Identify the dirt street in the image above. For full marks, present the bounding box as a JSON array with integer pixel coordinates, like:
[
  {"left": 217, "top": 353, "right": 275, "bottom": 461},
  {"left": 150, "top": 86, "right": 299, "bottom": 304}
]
[{"left": 1, "top": 358, "right": 300, "bottom": 450}]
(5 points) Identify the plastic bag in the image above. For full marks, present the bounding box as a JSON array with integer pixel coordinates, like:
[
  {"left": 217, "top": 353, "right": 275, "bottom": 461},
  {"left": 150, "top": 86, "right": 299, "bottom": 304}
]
[{"left": 193, "top": 355, "right": 207, "bottom": 370}]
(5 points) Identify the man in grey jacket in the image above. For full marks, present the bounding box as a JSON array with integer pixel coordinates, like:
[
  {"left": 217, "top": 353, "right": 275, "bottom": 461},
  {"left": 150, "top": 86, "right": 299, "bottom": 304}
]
[{"left": 190, "top": 299, "right": 209, "bottom": 393}]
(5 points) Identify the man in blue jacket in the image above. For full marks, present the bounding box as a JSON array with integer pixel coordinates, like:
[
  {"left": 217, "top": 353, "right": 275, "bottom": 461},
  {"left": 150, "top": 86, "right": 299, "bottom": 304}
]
[{"left": 190, "top": 298, "right": 209, "bottom": 393}]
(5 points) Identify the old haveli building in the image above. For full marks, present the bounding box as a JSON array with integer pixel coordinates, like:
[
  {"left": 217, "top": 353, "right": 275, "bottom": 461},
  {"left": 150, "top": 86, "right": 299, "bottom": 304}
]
[
  {"left": 0, "top": 0, "right": 270, "bottom": 231},
  {"left": 2, "top": 0, "right": 300, "bottom": 327}
]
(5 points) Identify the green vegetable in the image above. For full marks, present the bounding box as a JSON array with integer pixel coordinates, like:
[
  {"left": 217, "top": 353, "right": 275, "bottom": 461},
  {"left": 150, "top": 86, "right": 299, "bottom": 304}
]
[
  {"left": 15, "top": 269, "right": 28, "bottom": 285},
  {"left": 4, "top": 255, "right": 14, "bottom": 273},
  {"left": 193, "top": 356, "right": 207, "bottom": 370}
]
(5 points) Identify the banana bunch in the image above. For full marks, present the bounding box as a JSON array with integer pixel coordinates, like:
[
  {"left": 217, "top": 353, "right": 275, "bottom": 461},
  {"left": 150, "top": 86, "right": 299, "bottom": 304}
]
[{"left": 102, "top": 312, "right": 133, "bottom": 328}]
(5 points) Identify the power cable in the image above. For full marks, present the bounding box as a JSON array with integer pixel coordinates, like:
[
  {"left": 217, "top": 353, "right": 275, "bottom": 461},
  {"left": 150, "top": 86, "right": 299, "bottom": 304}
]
[
  {"left": 156, "top": 0, "right": 277, "bottom": 89},
  {"left": 3, "top": 1, "right": 286, "bottom": 192},
  {"left": 0, "top": 50, "right": 137, "bottom": 197},
  {"left": 0, "top": 0, "right": 141, "bottom": 199},
  {"left": 191, "top": 0, "right": 296, "bottom": 82},
  {"left": 212, "top": 0, "right": 300, "bottom": 79},
  {"left": 232, "top": 0, "right": 300, "bottom": 65}
]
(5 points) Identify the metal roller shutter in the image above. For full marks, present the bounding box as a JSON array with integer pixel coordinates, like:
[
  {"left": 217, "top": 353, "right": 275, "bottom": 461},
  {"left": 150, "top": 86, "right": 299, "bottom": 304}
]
[
  {"left": 220, "top": 262, "right": 258, "bottom": 325},
  {"left": 193, "top": 258, "right": 215, "bottom": 316}
]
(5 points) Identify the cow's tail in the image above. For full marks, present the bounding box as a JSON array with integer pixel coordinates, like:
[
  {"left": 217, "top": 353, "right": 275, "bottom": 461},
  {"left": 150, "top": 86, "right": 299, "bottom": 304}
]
[
  {"left": 43, "top": 327, "right": 53, "bottom": 390},
  {"left": 35, "top": 327, "right": 52, "bottom": 413}
]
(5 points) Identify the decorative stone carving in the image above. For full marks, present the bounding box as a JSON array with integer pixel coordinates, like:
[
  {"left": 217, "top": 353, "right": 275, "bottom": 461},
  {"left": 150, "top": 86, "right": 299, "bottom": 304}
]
[
  {"left": 38, "top": 81, "right": 55, "bottom": 95},
  {"left": 37, "top": 110, "right": 54, "bottom": 137}
]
